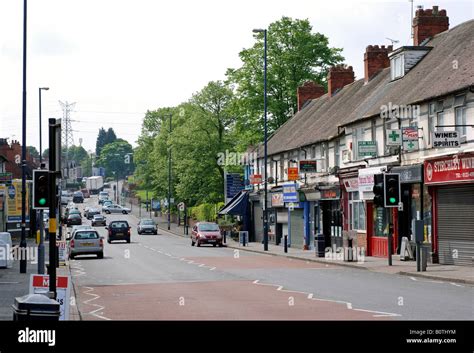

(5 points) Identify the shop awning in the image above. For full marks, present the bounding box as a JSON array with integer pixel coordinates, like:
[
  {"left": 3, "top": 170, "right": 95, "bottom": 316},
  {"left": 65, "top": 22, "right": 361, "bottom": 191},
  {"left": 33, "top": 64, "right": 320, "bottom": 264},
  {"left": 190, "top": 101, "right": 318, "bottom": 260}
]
[{"left": 218, "top": 191, "right": 249, "bottom": 216}]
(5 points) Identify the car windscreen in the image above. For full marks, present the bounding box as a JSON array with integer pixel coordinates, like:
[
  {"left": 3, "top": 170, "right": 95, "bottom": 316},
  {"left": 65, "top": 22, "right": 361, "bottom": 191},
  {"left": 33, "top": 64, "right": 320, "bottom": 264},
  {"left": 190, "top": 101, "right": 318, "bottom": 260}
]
[
  {"left": 198, "top": 224, "right": 220, "bottom": 231},
  {"left": 110, "top": 222, "right": 128, "bottom": 228},
  {"left": 141, "top": 220, "right": 155, "bottom": 225},
  {"left": 75, "top": 231, "right": 99, "bottom": 240},
  {"left": 69, "top": 214, "right": 81, "bottom": 219},
  {"left": 93, "top": 215, "right": 104, "bottom": 220}
]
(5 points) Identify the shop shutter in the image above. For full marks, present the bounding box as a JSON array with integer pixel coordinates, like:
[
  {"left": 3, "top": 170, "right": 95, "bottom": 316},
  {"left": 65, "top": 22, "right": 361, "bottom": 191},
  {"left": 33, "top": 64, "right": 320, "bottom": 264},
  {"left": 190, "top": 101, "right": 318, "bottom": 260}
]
[
  {"left": 290, "top": 209, "right": 305, "bottom": 249},
  {"left": 437, "top": 185, "right": 474, "bottom": 266},
  {"left": 253, "top": 201, "right": 263, "bottom": 243}
]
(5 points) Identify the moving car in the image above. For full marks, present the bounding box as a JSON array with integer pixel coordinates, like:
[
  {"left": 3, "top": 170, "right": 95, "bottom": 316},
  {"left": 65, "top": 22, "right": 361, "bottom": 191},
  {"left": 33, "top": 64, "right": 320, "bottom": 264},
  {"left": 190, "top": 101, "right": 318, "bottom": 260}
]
[
  {"left": 98, "top": 191, "right": 109, "bottom": 205},
  {"left": 137, "top": 219, "right": 157, "bottom": 235},
  {"left": 66, "top": 214, "right": 82, "bottom": 227},
  {"left": 103, "top": 204, "right": 131, "bottom": 214},
  {"left": 92, "top": 214, "right": 107, "bottom": 227},
  {"left": 72, "top": 191, "right": 84, "bottom": 203},
  {"left": 106, "top": 220, "right": 131, "bottom": 243},
  {"left": 191, "top": 222, "right": 223, "bottom": 247},
  {"left": 68, "top": 229, "right": 104, "bottom": 259},
  {"left": 67, "top": 225, "right": 94, "bottom": 240},
  {"left": 61, "top": 191, "right": 70, "bottom": 205},
  {"left": 102, "top": 200, "right": 113, "bottom": 208},
  {"left": 86, "top": 208, "right": 100, "bottom": 220}
]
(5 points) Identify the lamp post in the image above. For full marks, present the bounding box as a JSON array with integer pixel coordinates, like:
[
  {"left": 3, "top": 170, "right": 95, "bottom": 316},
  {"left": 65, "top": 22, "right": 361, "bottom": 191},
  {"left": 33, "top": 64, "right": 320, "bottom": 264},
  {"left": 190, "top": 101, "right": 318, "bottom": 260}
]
[
  {"left": 253, "top": 28, "right": 268, "bottom": 251},
  {"left": 167, "top": 114, "right": 172, "bottom": 231},
  {"left": 20, "top": 0, "right": 28, "bottom": 273},
  {"left": 38, "top": 87, "right": 48, "bottom": 274}
]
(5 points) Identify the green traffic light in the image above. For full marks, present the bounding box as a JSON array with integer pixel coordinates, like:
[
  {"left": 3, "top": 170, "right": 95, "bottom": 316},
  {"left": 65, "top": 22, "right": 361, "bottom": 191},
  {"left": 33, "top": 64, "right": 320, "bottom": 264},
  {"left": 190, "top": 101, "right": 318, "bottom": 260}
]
[
  {"left": 39, "top": 198, "right": 46, "bottom": 206},
  {"left": 389, "top": 197, "right": 396, "bottom": 204}
]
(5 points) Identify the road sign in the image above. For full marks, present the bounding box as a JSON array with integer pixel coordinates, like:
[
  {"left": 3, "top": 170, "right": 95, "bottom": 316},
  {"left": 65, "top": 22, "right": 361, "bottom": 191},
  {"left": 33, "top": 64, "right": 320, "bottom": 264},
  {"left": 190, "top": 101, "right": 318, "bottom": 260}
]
[
  {"left": 178, "top": 202, "right": 185, "bottom": 211},
  {"left": 287, "top": 167, "right": 299, "bottom": 181},
  {"left": 358, "top": 141, "right": 377, "bottom": 158},
  {"left": 29, "top": 275, "right": 71, "bottom": 320},
  {"left": 433, "top": 130, "right": 460, "bottom": 148},
  {"left": 57, "top": 241, "right": 68, "bottom": 266},
  {"left": 283, "top": 183, "right": 298, "bottom": 203},
  {"left": 386, "top": 129, "right": 402, "bottom": 146}
]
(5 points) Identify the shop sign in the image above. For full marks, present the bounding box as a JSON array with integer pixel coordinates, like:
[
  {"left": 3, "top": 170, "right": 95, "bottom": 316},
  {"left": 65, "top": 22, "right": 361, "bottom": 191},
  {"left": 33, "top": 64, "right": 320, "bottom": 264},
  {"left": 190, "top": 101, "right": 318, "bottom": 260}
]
[
  {"left": 391, "top": 165, "right": 422, "bottom": 184},
  {"left": 343, "top": 178, "right": 359, "bottom": 192},
  {"left": 299, "top": 160, "right": 317, "bottom": 173},
  {"left": 287, "top": 167, "right": 299, "bottom": 181},
  {"left": 249, "top": 174, "right": 262, "bottom": 185},
  {"left": 358, "top": 174, "right": 375, "bottom": 192},
  {"left": 424, "top": 153, "right": 474, "bottom": 185},
  {"left": 271, "top": 193, "right": 284, "bottom": 207},
  {"left": 0, "top": 172, "right": 12, "bottom": 183},
  {"left": 386, "top": 129, "right": 402, "bottom": 146},
  {"left": 320, "top": 188, "right": 340, "bottom": 200},
  {"left": 358, "top": 141, "right": 377, "bottom": 158},
  {"left": 283, "top": 183, "right": 298, "bottom": 203},
  {"left": 433, "top": 131, "right": 460, "bottom": 148}
]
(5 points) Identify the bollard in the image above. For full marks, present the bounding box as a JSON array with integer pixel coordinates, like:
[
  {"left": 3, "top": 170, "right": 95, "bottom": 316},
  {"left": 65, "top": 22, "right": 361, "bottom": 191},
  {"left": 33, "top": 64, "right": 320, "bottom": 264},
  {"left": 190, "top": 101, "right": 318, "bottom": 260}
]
[
  {"left": 242, "top": 232, "right": 246, "bottom": 247},
  {"left": 284, "top": 235, "right": 288, "bottom": 253},
  {"left": 223, "top": 231, "right": 226, "bottom": 244}
]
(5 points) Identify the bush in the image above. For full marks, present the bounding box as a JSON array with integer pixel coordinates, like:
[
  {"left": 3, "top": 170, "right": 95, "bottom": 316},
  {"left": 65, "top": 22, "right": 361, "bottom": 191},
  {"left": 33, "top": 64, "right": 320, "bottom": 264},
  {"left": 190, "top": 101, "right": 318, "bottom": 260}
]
[{"left": 189, "top": 202, "right": 223, "bottom": 222}]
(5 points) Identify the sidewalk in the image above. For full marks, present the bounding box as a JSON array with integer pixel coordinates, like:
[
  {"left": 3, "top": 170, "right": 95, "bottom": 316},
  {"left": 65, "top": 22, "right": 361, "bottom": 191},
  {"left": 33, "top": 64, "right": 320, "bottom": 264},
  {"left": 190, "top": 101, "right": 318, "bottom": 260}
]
[{"left": 130, "top": 204, "right": 474, "bottom": 285}]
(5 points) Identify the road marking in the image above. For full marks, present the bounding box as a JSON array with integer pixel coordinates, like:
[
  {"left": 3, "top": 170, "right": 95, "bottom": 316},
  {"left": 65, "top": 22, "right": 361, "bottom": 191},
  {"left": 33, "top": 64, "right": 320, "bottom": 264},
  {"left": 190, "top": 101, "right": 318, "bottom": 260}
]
[
  {"left": 410, "top": 277, "right": 418, "bottom": 281},
  {"left": 209, "top": 267, "right": 216, "bottom": 271},
  {"left": 0, "top": 282, "right": 20, "bottom": 284},
  {"left": 82, "top": 287, "right": 111, "bottom": 321},
  {"left": 450, "top": 282, "right": 464, "bottom": 287},
  {"left": 253, "top": 279, "right": 401, "bottom": 318}
]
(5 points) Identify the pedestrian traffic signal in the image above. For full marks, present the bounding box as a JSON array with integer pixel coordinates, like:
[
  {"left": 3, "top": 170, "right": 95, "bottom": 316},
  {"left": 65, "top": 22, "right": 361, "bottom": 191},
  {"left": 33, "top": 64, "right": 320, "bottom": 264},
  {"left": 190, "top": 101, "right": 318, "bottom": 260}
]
[
  {"left": 384, "top": 173, "right": 400, "bottom": 208},
  {"left": 373, "top": 173, "right": 384, "bottom": 208},
  {"left": 33, "top": 170, "right": 50, "bottom": 209}
]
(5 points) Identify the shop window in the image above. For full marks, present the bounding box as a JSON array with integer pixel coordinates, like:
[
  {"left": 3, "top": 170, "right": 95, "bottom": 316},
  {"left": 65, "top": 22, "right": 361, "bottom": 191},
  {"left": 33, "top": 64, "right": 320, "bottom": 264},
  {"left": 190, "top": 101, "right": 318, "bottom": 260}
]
[{"left": 349, "top": 192, "right": 366, "bottom": 231}]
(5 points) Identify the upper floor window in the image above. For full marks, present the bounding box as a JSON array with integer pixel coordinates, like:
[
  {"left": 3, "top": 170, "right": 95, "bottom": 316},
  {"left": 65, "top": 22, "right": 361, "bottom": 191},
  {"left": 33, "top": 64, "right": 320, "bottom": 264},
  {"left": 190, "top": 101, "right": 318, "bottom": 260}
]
[
  {"left": 455, "top": 106, "right": 467, "bottom": 137},
  {"left": 390, "top": 54, "right": 404, "bottom": 80},
  {"left": 437, "top": 112, "right": 445, "bottom": 132}
]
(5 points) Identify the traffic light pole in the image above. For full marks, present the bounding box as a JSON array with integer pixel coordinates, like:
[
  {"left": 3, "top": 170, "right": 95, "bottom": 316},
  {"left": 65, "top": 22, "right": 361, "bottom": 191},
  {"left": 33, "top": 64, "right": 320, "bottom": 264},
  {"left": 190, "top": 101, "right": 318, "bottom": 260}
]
[
  {"left": 388, "top": 222, "right": 393, "bottom": 266},
  {"left": 48, "top": 119, "right": 59, "bottom": 299}
]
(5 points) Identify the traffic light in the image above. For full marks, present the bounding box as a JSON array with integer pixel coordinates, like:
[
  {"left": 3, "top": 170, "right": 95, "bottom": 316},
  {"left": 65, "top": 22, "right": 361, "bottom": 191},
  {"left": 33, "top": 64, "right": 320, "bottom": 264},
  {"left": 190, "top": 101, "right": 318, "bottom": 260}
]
[
  {"left": 33, "top": 170, "right": 50, "bottom": 209},
  {"left": 373, "top": 173, "right": 385, "bottom": 208},
  {"left": 384, "top": 173, "right": 400, "bottom": 208}
]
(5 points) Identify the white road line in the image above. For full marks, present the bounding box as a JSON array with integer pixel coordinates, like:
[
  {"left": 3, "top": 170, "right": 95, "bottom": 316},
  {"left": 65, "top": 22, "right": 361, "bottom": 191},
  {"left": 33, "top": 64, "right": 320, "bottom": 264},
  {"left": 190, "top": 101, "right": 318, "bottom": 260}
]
[
  {"left": 410, "top": 277, "right": 418, "bottom": 281},
  {"left": 450, "top": 282, "right": 464, "bottom": 287},
  {"left": 209, "top": 267, "right": 216, "bottom": 271},
  {"left": 82, "top": 287, "right": 111, "bottom": 321}
]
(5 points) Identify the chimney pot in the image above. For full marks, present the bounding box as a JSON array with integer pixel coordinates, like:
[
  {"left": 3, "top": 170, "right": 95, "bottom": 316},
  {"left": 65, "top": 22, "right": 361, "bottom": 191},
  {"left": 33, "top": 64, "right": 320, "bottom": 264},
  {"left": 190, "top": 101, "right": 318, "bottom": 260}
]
[
  {"left": 364, "top": 44, "right": 392, "bottom": 83},
  {"left": 328, "top": 65, "right": 355, "bottom": 97},
  {"left": 297, "top": 81, "right": 326, "bottom": 111},
  {"left": 413, "top": 6, "right": 449, "bottom": 45}
]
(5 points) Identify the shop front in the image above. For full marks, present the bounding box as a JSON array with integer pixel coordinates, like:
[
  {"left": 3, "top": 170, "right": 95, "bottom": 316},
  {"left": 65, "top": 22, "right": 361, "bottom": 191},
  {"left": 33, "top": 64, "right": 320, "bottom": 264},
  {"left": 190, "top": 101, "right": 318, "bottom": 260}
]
[
  {"left": 424, "top": 152, "right": 474, "bottom": 266},
  {"left": 270, "top": 189, "right": 285, "bottom": 245}
]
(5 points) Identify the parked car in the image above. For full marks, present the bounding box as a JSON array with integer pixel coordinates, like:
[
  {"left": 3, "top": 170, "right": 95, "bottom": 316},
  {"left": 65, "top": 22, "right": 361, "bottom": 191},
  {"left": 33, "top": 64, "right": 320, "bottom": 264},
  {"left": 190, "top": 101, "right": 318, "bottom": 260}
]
[
  {"left": 68, "top": 229, "right": 104, "bottom": 259},
  {"left": 81, "top": 188, "right": 90, "bottom": 198},
  {"left": 86, "top": 208, "right": 100, "bottom": 220},
  {"left": 106, "top": 220, "right": 131, "bottom": 243},
  {"left": 137, "top": 219, "right": 157, "bottom": 235},
  {"left": 102, "top": 200, "right": 113, "bottom": 208},
  {"left": 72, "top": 191, "right": 84, "bottom": 203},
  {"left": 66, "top": 214, "right": 82, "bottom": 227},
  {"left": 103, "top": 204, "right": 131, "bottom": 214},
  {"left": 98, "top": 191, "right": 109, "bottom": 205},
  {"left": 92, "top": 214, "right": 107, "bottom": 227},
  {"left": 191, "top": 222, "right": 223, "bottom": 247}
]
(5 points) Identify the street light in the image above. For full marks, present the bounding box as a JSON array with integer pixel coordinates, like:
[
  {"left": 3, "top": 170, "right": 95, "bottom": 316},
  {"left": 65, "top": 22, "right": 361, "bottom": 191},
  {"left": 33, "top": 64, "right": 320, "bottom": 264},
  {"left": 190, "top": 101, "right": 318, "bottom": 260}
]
[
  {"left": 38, "top": 86, "right": 49, "bottom": 275},
  {"left": 253, "top": 28, "right": 268, "bottom": 251}
]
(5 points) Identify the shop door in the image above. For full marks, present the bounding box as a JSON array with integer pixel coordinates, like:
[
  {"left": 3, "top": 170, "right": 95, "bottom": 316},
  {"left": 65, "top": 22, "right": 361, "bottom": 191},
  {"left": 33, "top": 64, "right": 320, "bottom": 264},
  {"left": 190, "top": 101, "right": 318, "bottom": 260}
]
[
  {"left": 321, "top": 202, "right": 332, "bottom": 250},
  {"left": 370, "top": 206, "right": 392, "bottom": 257},
  {"left": 290, "top": 208, "right": 304, "bottom": 249},
  {"left": 437, "top": 185, "right": 474, "bottom": 266},
  {"left": 253, "top": 201, "right": 263, "bottom": 243}
]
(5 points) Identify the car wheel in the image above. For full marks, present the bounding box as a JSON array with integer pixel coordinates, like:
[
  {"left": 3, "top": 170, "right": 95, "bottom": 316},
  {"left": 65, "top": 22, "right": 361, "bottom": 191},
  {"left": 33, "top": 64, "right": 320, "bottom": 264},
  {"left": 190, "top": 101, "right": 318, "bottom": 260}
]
[
  {"left": 138, "top": 230, "right": 141, "bottom": 235},
  {"left": 196, "top": 241, "right": 201, "bottom": 247},
  {"left": 97, "top": 252, "right": 104, "bottom": 259},
  {"left": 122, "top": 211, "right": 127, "bottom": 214},
  {"left": 213, "top": 244, "right": 217, "bottom": 247},
  {"left": 106, "top": 210, "right": 110, "bottom": 214},
  {"left": 154, "top": 231, "right": 157, "bottom": 235},
  {"left": 69, "top": 254, "right": 74, "bottom": 260},
  {"left": 107, "top": 238, "right": 111, "bottom": 244},
  {"left": 126, "top": 237, "right": 131, "bottom": 243}
]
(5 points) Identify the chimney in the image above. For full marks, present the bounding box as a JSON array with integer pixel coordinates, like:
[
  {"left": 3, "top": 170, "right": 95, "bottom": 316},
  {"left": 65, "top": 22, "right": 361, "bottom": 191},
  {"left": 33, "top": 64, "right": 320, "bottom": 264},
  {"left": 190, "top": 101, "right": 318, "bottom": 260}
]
[
  {"left": 413, "top": 6, "right": 449, "bottom": 45},
  {"left": 364, "top": 45, "right": 393, "bottom": 83},
  {"left": 297, "top": 81, "right": 325, "bottom": 111},
  {"left": 328, "top": 65, "right": 355, "bottom": 97}
]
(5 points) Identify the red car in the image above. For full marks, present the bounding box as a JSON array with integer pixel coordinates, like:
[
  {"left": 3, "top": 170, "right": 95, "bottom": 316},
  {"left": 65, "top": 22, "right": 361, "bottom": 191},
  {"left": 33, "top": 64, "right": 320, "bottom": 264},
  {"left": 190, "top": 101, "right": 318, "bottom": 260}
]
[{"left": 191, "top": 222, "right": 223, "bottom": 247}]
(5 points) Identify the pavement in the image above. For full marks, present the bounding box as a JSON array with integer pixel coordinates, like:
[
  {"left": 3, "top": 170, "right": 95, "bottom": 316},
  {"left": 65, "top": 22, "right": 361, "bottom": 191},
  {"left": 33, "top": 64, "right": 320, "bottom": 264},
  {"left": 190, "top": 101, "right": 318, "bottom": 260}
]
[{"left": 129, "top": 203, "right": 474, "bottom": 286}]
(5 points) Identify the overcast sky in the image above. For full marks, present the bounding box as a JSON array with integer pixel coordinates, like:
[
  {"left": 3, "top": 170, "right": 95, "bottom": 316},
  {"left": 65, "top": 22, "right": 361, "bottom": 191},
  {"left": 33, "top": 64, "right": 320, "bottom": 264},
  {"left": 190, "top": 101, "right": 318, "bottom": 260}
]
[{"left": 0, "top": 0, "right": 472, "bottom": 153}]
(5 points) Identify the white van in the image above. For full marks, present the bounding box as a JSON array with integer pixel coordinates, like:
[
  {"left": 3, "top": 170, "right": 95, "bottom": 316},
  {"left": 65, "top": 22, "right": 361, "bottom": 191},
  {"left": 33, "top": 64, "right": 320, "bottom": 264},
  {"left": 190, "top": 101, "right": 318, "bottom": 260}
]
[{"left": 98, "top": 191, "right": 109, "bottom": 205}]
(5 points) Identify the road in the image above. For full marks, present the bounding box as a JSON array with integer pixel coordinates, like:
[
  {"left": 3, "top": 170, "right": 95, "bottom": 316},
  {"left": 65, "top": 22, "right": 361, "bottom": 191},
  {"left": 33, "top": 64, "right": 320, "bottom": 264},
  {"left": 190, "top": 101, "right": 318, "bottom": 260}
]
[{"left": 69, "top": 196, "right": 473, "bottom": 320}]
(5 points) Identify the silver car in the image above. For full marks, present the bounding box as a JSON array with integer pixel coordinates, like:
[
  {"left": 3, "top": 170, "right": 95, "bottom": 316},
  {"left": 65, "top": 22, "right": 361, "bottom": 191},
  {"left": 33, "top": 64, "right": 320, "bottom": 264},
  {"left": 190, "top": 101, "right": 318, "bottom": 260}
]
[
  {"left": 137, "top": 219, "right": 157, "bottom": 235},
  {"left": 103, "top": 204, "right": 131, "bottom": 214},
  {"left": 92, "top": 214, "right": 107, "bottom": 226},
  {"left": 68, "top": 229, "right": 104, "bottom": 259}
]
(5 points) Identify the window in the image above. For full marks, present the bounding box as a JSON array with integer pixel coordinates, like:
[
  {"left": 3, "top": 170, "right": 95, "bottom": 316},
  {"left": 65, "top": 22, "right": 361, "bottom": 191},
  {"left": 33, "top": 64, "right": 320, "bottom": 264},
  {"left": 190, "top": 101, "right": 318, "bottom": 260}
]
[
  {"left": 75, "top": 232, "right": 99, "bottom": 240},
  {"left": 391, "top": 54, "right": 404, "bottom": 80},
  {"left": 428, "top": 102, "right": 436, "bottom": 145},
  {"left": 334, "top": 141, "right": 340, "bottom": 167},
  {"left": 455, "top": 106, "right": 467, "bottom": 137},
  {"left": 437, "top": 112, "right": 445, "bottom": 132},
  {"left": 348, "top": 192, "right": 366, "bottom": 231}
]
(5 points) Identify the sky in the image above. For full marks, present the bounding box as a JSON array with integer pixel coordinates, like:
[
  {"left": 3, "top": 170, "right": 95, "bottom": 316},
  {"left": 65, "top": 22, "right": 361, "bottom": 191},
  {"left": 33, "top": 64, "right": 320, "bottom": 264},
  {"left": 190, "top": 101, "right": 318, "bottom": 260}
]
[{"left": 0, "top": 0, "right": 473, "bottom": 154}]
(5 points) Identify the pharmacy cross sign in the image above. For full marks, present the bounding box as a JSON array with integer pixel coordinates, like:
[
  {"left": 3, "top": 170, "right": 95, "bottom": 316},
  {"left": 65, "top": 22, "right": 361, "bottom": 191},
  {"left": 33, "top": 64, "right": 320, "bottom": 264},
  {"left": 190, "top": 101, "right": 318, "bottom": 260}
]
[
  {"left": 386, "top": 129, "right": 402, "bottom": 146},
  {"left": 407, "top": 141, "right": 415, "bottom": 149}
]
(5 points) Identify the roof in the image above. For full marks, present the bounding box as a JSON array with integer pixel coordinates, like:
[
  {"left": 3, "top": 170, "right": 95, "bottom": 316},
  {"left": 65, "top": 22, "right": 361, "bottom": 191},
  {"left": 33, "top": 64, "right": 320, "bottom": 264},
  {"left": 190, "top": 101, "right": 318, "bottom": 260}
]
[{"left": 261, "top": 19, "right": 474, "bottom": 157}]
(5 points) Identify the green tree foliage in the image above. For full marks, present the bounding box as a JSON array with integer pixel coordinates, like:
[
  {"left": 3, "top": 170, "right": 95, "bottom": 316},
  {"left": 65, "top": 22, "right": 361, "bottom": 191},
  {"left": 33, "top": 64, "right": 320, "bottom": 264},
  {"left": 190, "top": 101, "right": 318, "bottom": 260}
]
[
  {"left": 27, "top": 146, "right": 39, "bottom": 159},
  {"left": 226, "top": 16, "right": 344, "bottom": 146},
  {"left": 68, "top": 145, "right": 89, "bottom": 164},
  {"left": 95, "top": 128, "right": 107, "bottom": 156},
  {"left": 104, "top": 128, "right": 117, "bottom": 146},
  {"left": 95, "top": 139, "right": 134, "bottom": 178},
  {"left": 42, "top": 148, "right": 49, "bottom": 159}
]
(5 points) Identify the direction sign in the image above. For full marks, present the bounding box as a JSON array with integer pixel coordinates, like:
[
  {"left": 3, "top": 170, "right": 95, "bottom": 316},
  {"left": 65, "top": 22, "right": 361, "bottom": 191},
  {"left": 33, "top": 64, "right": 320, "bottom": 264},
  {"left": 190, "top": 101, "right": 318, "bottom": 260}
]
[
  {"left": 433, "top": 130, "right": 460, "bottom": 148},
  {"left": 283, "top": 183, "right": 298, "bottom": 203},
  {"left": 386, "top": 129, "right": 402, "bottom": 146}
]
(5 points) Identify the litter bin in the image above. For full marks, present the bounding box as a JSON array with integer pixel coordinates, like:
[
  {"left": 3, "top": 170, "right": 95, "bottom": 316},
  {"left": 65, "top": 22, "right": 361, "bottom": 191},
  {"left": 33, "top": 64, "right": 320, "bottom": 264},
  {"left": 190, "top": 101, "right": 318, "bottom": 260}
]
[
  {"left": 315, "top": 233, "right": 325, "bottom": 258},
  {"left": 0, "top": 232, "right": 13, "bottom": 269},
  {"left": 12, "top": 294, "right": 60, "bottom": 321}
]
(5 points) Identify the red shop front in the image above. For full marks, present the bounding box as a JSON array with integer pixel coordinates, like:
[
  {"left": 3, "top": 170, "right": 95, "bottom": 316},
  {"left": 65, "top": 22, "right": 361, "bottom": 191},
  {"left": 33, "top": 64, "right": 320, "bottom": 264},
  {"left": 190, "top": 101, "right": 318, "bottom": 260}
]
[{"left": 425, "top": 152, "right": 474, "bottom": 266}]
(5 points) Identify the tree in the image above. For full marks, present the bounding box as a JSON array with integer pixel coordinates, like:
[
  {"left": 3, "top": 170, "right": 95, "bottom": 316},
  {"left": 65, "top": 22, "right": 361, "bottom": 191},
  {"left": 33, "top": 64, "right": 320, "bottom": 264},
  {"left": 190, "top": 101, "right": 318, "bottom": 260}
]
[
  {"left": 27, "top": 146, "right": 39, "bottom": 159},
  {"left": 42, "top": 148, "right": 49, "bottom": 159},
  {"left": 68, "top": 145, "right": 88, "bottom": 164},
  {"left": 95, "top": 128, "right": 107, "bottom": 156},
  {"left": 95, "top": 139, "right": 134, "bottom": 178},
  {"left": 226, "top": 16, "right": 344, "bottom": 146},
  {"left": 104, "top": 128, "right": 117, "bottom": 146}
]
